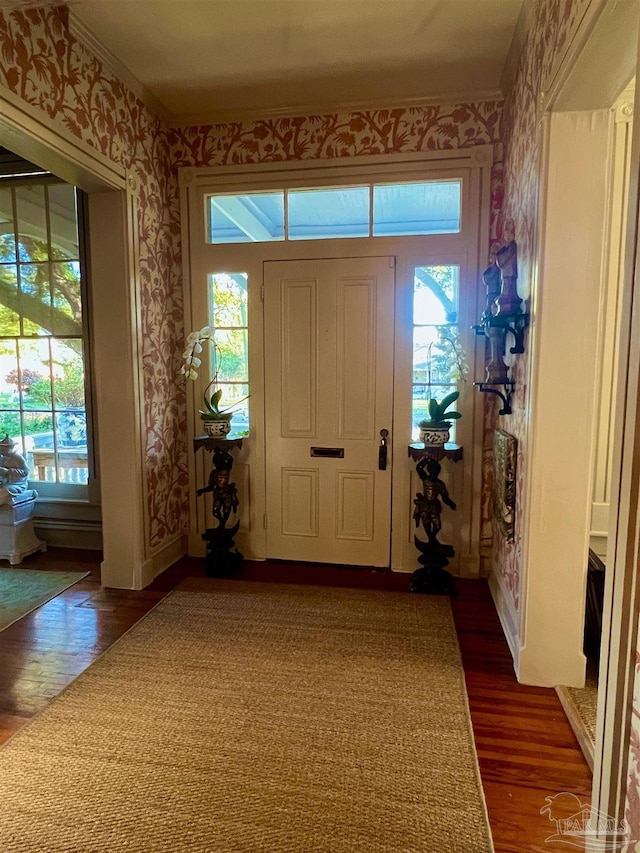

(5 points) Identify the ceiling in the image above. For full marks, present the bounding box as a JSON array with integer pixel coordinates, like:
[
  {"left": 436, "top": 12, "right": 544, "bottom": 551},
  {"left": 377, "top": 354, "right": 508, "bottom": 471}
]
[{"left": 68, "top": 0, "right": 523, "bottom": 124}]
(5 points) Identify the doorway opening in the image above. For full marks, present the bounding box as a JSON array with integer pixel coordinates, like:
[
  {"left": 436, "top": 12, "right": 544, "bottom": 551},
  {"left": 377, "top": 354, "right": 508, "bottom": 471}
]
[
  {"left": 524, "top": 0, "right": 640, "bottom": 832},
  {"left": 180, "top": 147, "right": 493, "bottom": 576},
  {"left": 0, "top": 145, "right": 100, "bottom": 548}
]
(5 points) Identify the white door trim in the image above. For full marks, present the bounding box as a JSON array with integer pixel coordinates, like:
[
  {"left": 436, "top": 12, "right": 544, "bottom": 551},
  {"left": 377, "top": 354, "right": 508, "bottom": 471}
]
[
  {"left": 0, "top": 83, "right": 155, "bottom": 588},
  {"left": 180, "top": 149, "right": 493, "bottom": 574},
  {"left": 592, "top": 80, "right": 640, "bottom": 833},
  {"left": 526, "top": 0, "right": 640, "bottom": 833}
]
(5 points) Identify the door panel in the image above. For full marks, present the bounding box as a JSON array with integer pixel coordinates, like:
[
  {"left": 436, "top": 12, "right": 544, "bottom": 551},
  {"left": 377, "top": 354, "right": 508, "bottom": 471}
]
[
  {"left": 264, "top": 257, "right": 394, "bottom": 566},
  {"left": 336, "top": 471, "right": 375, "bottom": 540},
  {"left": 281, "top": 280, "right": 317, "bottom": 436},
  {"left": 337, "top": 279, "right": 376, "bottom": 439},
  {"left": 281, "top": 468, "right": 319, "bottom": 537}
]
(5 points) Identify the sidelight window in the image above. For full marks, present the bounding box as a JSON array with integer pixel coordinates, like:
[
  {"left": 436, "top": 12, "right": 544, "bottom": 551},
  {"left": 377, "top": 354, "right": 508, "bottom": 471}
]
[
  {"left": 412, "top": 264, "right": 464, "bottom": 439},
  {"left": 208, "top": 272, "right": 249, "bottom": 436}
]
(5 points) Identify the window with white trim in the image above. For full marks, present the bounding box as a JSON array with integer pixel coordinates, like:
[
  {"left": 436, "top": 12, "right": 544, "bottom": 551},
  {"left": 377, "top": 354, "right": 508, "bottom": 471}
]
[
  {"left": 0, "top": 178, "right": 91, "bottom": 496},
  {"left": 412, "top": 264, "right": 463, "bottom": 440},
  {"left": 206, "top": 180, "right": 461, "bottom": 243},
  {"left": 208, "top": 272, "right": 249, "bottom": 437}
]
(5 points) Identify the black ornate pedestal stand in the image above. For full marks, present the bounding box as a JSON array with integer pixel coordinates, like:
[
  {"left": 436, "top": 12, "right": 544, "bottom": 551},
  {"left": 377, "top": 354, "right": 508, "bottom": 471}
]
[
  {"left": 408, "top": 442, "right": 463, "bottom": 595},
  {"left": 194, "top": 436, "right": 244, "bottom": 576}
]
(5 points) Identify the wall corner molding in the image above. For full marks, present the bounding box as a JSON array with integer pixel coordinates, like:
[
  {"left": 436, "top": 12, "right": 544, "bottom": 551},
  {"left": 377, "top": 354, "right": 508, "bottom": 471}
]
[
  {"left": 168, "top": 90, "right": 504, "bottom": 129},
  {"left": 67, "top": 11, "right": 171, "bottom": 126},
  {"left": 488, "top": 570, "right": 520, "bottom": 668},
  {"left": 0, "top": 83, "right": 126, "bottom": 193},
  {"left": 140, "top": 533, "right": 187, "bottom": 588}
]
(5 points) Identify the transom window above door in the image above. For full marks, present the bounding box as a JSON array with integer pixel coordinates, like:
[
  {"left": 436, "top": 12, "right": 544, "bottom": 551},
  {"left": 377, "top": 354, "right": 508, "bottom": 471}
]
[{"left": 206, "top": 180, "right": 461, "bottom": 244}]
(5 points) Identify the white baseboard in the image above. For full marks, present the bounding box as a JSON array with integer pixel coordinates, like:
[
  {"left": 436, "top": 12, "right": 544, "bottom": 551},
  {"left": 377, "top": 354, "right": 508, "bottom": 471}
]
[
  {"left": 488, "top": 570, "right": 520, "bottom": 673},
  {"left": 589, "top": 532, "right": 608, "bottom": 561},
  {"left": 140, "top": 533, "right": 187, "bottom": 588},
  {"left": 34, "top": 518, "right": 102, "bottom": 550}
]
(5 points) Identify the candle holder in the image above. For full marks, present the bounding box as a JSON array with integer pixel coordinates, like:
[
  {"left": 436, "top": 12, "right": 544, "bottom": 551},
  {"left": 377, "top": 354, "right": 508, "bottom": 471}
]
[{"left": 473, "top": 224, "right": 528, "bottom": 414}]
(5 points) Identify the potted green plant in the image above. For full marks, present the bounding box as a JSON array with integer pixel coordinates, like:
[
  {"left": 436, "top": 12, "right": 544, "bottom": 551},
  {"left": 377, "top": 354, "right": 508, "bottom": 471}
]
[
  {"left": 181, "top": 326, "right": 247, "bottom": 437},
  {"left": 418, "top": 391, "right": 461, "bottom": 447},
  {"left": 414, "top": 326, "right": 467, "bottom": 445},
  {"left": 197, "top": 380, "right": 234, "bottom": 436}
]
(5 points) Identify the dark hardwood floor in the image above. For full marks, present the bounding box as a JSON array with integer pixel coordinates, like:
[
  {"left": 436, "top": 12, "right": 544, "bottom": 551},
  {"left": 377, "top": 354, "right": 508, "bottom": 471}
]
[
  {"left": 0, "top": 550, "right": 591, "bottom": 852},
  {"left": 451, "top": 580, "right": 592, "bottom": 852}
]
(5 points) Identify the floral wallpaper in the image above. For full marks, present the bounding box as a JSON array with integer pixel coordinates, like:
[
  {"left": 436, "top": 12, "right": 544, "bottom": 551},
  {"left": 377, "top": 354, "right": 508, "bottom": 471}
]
[
  {"left": 1, "top": 7, "right": 505, "bottom": 558},
  {"left": 170, "top": 103, "right": 502, "bottom": 165},
  {"left": 0, "top": 6, "right": 187, "bottom": 549},
  {"left": 627, "top": 650, "right": 640, "bottom": 842},
  {"left": 495, "top": 0, "right": 594, "bottom": 612}
]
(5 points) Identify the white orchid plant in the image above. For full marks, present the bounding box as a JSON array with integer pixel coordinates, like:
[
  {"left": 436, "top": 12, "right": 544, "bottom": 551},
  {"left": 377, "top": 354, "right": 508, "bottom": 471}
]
[{"left": 181, "top": 325, "right": 246, "bottom": 419}]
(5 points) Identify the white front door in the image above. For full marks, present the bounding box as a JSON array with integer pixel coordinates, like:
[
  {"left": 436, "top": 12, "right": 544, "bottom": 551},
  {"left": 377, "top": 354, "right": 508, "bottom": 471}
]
[{"left": 264, "top": 257, "right": 395, "bottom": 566}]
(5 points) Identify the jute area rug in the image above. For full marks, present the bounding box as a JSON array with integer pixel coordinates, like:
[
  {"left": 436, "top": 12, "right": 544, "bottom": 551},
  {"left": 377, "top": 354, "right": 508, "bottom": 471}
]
[
  {"left": 0, "top": 567, "right": 88, "bottom": 632},
  {"left": 0, "top": 579, "right": 493, "bottom": 853},
  {"left": 567, "top": 668, "right": 598, "bottom": 747}
]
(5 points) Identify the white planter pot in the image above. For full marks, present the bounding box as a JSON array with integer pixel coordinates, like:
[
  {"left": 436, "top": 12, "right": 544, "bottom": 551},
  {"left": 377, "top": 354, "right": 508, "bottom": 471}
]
[
  {"left": 419, "top": 423, "right": 450, "bottom": 447},
  {"left": 202, "top": 418, "right": 232, "bottom": 437}
]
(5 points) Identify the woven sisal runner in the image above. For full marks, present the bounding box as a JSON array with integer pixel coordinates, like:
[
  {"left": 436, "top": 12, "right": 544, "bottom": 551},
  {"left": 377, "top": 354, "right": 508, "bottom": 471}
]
[{"left": 0, "top": 580, "right": 493, "bottom": 852}]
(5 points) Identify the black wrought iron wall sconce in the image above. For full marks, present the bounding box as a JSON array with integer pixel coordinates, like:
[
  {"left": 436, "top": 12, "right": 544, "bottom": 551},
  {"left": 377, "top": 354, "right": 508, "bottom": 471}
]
[{"left": 473, "top": 224, "right": 529, "bottom": 415}]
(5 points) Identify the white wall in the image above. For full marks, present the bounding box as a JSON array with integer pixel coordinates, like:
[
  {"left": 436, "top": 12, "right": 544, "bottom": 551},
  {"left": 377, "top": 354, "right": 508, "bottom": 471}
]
[{"left": 518, "top": 109, "right": 611, "bottom": 687}]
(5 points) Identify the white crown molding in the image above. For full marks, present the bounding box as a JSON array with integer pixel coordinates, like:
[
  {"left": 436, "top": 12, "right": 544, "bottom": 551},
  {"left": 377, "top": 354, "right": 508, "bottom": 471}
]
[
  {"left": 168, "top": 88, "right": 503, "bottom": 128},
  {"left": 68, "top": 10, "right": 171, "bottom": 126},
  {"left": 0, "top": 1, "right": 62, "bottom": 8}
]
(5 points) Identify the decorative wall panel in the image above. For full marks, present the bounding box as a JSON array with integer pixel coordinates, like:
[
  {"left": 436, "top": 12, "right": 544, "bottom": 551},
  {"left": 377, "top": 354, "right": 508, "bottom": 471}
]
[{"left": 493, "top": 430, "right": 516, "bottom": 543}]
